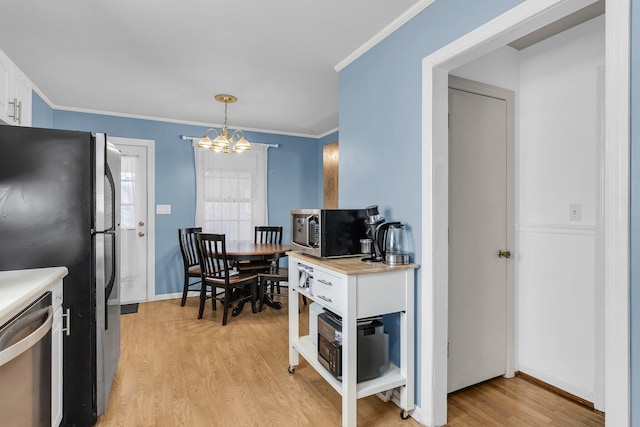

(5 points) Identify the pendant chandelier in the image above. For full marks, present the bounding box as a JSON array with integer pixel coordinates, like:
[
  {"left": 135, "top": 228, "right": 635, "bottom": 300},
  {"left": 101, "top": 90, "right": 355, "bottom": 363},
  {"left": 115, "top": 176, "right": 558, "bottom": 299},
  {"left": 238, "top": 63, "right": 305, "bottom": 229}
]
[{"left": 197, "top": 94, "right": 251, "bottom": 154}]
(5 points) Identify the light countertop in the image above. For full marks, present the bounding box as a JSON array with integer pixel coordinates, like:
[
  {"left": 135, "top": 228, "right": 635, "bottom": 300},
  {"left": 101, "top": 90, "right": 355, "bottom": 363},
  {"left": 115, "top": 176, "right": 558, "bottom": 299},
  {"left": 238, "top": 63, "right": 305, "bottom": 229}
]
[
  {"left": 0, "top": 267, "right": 68, "bottom": 326},
  {"left": 287, "top": 251, "right": 419, "bottom": 276}
]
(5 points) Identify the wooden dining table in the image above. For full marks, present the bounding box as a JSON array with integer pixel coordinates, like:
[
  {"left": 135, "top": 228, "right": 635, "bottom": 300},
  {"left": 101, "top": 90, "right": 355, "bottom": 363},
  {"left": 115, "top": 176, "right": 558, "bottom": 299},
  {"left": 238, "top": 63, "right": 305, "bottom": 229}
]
[
  {"left": 224, "top": 242, "right": 291, "bottom": 262},
  {"left": 224, "top": 242, "right": 291, "bottom": 314}
]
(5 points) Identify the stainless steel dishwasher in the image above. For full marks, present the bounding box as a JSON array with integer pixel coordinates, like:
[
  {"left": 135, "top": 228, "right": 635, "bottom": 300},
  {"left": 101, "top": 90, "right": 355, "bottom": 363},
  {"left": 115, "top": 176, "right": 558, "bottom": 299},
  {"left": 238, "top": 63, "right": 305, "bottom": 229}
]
[{"left": 0, "top": 291, "right": 53, "bottom": 426}]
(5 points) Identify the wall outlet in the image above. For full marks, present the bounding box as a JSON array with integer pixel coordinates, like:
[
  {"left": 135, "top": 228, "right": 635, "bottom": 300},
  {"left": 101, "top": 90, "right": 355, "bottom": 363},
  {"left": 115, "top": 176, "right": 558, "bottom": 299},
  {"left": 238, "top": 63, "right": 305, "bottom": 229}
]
[
  {"left": 156, "top": 204, "right": 172, "bottom": 215},
  {"left": 569, "top": 203, "right": 582, "bottom": 221}
]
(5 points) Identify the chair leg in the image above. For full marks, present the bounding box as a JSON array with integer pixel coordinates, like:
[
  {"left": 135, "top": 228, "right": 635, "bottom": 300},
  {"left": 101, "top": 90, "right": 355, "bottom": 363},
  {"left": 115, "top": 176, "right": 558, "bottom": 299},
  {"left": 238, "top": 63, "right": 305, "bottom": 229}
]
[
  {"left": 181, "top": 273, "right": 189, "bottom": 306},
  {"left": 222, "top": 287, "right": 232, "bottom": 325},
  {"left": 198, "top": 282, "right": 207, "bottom": 319},
  {"left": 252, "top": 279, "right": 259, "bottom": 314}
]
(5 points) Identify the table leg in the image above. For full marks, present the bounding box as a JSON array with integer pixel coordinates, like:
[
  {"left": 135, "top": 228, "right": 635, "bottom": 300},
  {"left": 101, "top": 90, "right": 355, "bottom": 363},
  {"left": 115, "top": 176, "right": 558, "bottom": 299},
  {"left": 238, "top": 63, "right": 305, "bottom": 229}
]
[{"left": 261, "top": 279, "right": 282, "bottom": 309}]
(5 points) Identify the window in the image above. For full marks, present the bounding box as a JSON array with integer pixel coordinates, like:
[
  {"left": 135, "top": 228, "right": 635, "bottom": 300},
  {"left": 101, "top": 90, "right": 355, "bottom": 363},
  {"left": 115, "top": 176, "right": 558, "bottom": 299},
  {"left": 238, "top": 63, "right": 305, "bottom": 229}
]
[
  {"left": 120, "top": 155, "right": 137, "bottom": 230},
  {"left": 194, "top": 144, "right": 268, "bottom": 242}
]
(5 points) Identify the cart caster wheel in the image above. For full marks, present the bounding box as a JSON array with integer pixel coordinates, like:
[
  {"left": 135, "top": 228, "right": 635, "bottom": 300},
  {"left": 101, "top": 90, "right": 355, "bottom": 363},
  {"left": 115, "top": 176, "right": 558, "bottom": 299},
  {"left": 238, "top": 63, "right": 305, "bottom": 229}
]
[
  {"left": 288, "top": 366, "right": 295, "bottom": 374},
  {"left": 400, "top": 410, "right": 410, "bottom": 420}
]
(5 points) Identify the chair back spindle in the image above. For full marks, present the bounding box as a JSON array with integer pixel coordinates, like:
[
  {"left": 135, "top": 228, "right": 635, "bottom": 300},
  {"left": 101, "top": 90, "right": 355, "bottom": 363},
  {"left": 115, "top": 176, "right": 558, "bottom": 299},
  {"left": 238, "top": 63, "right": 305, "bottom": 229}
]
[
  {"left": 255, "top": 226, "right": 283, "bottom": 244},
  {"left": 179, "top": 227, "right": 202, "bottom": 268},
  {"left": 198, "top": 234, "right": 231, "bottom": 279}
]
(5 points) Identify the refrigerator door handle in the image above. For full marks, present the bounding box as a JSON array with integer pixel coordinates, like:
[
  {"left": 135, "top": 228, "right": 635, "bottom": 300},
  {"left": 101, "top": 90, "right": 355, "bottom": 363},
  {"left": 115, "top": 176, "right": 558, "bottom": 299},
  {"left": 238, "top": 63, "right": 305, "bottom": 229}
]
[{"left": 105, "top": 163, "right": 117, "bottom": 233}]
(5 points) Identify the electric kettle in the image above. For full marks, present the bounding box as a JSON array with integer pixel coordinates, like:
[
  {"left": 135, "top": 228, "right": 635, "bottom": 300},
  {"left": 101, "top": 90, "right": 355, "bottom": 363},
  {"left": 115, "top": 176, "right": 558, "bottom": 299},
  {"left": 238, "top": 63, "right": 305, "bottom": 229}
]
[{"left": 376, "top": 222, "right": 410, "bottom": 265}]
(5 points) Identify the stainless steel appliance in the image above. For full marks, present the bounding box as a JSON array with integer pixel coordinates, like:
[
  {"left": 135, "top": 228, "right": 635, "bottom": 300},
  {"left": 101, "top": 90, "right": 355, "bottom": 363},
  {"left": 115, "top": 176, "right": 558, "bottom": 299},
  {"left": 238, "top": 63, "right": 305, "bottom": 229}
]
[
  {"left": 381, "top": 223, "right": 410, "bottom": 265},
  {"left": 317, "top": 310, "right": 389, "bottom": 382},
  {"left": 291, "top": 209, "right": 366, "bottom": 258},
  {"left": 0, "top": 291, "right": 52, "bottom": 426},
  {"left": 362, "top": 205, "right": 385, "bottom": 262},
  {"left": 362, "top": 205, "right": 411, "bottom": 265},
  {"left": 0, "top": 127, "right": 121, "bottom": 426}
]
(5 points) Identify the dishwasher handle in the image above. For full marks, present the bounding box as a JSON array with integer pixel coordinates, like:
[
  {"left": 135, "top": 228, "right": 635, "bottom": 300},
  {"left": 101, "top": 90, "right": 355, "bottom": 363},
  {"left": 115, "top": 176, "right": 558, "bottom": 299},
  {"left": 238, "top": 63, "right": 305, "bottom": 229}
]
[{"left": 0, "top": 307, "right": 53, "bottom": 367}]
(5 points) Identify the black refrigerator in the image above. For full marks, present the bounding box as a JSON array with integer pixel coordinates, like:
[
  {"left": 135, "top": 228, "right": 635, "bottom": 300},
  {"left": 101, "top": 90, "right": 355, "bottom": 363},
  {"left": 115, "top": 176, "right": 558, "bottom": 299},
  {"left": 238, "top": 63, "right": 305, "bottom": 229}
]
[{"left": 0, "top": 126, "right": 121, "bottom": 426}]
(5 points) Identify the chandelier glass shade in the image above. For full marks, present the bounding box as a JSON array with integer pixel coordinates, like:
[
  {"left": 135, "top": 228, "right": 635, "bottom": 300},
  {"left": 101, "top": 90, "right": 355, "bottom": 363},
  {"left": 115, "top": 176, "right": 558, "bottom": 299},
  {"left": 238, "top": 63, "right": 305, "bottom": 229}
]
[{"left": 197, "top": 94, "right": 251, "bottom": 154}]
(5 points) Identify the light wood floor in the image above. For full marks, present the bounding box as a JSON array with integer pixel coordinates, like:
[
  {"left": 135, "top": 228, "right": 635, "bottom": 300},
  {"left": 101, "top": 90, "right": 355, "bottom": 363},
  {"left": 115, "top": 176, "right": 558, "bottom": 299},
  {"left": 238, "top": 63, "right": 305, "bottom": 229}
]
[{"left": 96, "top": 297, "right": 605, "bottom": 426}]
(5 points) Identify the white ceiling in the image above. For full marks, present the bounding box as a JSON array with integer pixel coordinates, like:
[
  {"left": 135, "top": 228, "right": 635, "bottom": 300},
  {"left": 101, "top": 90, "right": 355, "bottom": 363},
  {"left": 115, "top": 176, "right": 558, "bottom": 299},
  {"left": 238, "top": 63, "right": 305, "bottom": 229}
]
[{"left": 0, "top": 0, "right": 420, "bottom": 137}]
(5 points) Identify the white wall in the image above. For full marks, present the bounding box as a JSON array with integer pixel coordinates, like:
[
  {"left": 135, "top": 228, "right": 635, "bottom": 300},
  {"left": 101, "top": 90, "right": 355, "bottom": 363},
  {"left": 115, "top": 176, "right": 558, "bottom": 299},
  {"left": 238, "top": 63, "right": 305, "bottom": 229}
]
[
  {"left": 518, "top": 15, "right": 604, "bottom": 404},
  {"left": 451, "top": 15, "right": 604, "bottom": 404}
]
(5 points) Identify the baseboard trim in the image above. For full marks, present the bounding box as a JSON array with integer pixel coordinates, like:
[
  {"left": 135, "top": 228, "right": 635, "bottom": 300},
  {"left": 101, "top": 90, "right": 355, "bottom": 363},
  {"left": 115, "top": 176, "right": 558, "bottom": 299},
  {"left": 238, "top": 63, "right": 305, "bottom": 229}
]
[{"left": 516, "top": 371, "right": 600, "bottom": 412}]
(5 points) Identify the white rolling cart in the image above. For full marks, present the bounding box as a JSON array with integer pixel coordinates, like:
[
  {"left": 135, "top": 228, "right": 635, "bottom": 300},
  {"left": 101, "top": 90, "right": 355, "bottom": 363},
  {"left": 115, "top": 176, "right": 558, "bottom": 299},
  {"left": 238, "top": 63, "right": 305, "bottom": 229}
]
[{"left": 287, "top": 252, "right": 418, "bottom": 426}]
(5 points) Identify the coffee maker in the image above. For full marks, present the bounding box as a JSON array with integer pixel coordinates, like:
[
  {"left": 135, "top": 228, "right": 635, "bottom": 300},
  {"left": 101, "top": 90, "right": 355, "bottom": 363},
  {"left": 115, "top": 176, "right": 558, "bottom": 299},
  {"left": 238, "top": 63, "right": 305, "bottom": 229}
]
[
  {"left": 362, "top": 205, "right": 384, "bottom": 262},
  {"left": 361, "top": 205, "right": 410, "bottom": 265}
]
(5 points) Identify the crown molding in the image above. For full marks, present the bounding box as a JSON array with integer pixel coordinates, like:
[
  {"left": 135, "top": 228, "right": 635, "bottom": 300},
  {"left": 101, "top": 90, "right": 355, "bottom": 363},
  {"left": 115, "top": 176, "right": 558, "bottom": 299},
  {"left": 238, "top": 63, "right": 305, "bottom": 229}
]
[
  {"left": 32, "top": 82, "right": 328, "bottom": 139},
  {"left": 317, "top": 127, "right": 339, "bottom": 139},
  {"left": 335, "top": 0, "right": 437, "bottom": 72}
]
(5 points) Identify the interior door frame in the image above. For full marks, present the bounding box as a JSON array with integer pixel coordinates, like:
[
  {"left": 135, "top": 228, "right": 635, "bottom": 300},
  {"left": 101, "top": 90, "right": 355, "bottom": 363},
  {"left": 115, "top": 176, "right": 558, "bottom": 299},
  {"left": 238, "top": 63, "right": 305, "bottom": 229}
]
[
  {"left": 110, "top": 136, "right": 156, "bottom": 302},
  {"left": 447, "top": 75, "right": 516, "bottom": 389},
  {"left": 420, "top": 1, "right": 629, "bottom": 426}
]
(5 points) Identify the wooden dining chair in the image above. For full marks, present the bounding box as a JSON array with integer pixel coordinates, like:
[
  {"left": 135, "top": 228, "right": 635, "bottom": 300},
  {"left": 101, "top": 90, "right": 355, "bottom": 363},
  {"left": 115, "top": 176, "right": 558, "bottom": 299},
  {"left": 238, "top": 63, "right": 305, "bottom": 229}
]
[
  {"left": 178, "top": 227, "right": 202, "bottom": 306},
  {"left": 254, "top": 226, "right": 307, "bottom": 309},
  {"left": 236, "top": 226, "right": 283, "bottom": 274},
  {"left": 195, "top": 233, "right": 259, "bottom": 325}
]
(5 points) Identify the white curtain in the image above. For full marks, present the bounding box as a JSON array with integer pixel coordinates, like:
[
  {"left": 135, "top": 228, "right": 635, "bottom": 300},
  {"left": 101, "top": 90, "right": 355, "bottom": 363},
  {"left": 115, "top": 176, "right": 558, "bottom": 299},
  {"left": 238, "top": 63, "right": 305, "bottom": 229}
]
[{"left": 194, "top": 143, "right": 268, "bottom": 242}]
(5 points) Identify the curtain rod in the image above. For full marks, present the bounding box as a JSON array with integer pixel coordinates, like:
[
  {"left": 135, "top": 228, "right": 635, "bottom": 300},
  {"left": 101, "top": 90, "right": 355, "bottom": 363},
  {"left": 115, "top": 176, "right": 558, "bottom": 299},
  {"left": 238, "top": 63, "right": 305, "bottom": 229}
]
[{"left": 180, "top": 135, "right": 279, "bottom": 148}]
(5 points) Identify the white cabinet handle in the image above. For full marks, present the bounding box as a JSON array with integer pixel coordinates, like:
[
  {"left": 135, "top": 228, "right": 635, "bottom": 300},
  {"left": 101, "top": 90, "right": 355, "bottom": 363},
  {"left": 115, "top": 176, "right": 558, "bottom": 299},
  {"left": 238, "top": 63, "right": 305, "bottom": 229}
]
[
  {"left": 62, "top": 308, "right": 71, "bottom": 336},
  {"left": 8, "top": 97, "right": 21, "bottom": 124},
  {"left": 317, "top": 295, "right": 333, "bottom": 303}
]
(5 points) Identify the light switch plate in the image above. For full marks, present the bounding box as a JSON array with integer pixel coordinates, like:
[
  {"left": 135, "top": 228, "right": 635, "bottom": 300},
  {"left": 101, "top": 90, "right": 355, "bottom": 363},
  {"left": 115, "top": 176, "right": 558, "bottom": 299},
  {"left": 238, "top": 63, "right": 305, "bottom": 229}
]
[
  {"left": 156, "top": 204, "right": 172, "bottom": 215},
  {"left": 569, "top": 203, "right": 582, "bottom": 221}
]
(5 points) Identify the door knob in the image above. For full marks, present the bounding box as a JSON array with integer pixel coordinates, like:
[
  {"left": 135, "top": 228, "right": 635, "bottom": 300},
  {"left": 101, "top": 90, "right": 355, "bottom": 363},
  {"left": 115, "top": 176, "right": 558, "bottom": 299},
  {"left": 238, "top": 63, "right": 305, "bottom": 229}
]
[
  {"left": 498, "top": 249, "right": 511, "bottom": 259},
  {"left": 138, "top": 232, "right": 145, "bottom": 237},
  {"left": 138, "top": 221, "right": 145, "bottom": 226}
]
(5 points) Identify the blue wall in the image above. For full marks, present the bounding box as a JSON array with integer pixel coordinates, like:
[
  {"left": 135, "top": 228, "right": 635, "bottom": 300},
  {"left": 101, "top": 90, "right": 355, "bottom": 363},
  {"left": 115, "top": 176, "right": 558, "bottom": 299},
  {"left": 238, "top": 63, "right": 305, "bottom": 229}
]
[
  {"left": 32, "top": 92, "right": 53, "bottom": 128},
  {"left": 338, "top": 0, "right": 523, "bottom": 405},
  {"left": 33, "top": 93, "right": 320, "bottom": 296}
]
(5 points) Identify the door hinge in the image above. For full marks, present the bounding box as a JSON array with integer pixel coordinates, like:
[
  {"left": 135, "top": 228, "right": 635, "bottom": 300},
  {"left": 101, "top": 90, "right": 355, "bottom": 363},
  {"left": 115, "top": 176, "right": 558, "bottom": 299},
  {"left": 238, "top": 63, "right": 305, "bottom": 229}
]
[{"left": 447, "top": 342, "right": 450, "bottom": 359}]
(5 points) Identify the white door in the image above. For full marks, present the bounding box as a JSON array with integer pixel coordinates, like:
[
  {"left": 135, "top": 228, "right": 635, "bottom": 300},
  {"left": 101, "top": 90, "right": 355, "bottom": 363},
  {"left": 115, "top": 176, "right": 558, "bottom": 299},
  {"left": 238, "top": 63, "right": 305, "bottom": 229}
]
[
  {"left": 117, "top": 143, "right": 149, "bottom": 303},
  {"left": 448, "top": 78, "right": 513, "bottom": 393}
]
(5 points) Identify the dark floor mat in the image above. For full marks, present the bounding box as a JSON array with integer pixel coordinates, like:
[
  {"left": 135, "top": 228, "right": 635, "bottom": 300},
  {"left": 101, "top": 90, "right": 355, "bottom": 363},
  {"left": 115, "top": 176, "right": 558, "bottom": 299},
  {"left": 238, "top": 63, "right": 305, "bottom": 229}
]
[{"left": 121, "top": 303, "right": 139, "bottom": 315}]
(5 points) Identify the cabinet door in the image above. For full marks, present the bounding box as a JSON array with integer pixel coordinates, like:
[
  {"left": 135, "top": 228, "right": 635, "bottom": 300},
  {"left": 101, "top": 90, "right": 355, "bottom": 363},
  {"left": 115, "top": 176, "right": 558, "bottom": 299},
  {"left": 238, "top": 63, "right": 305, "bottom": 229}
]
[
  {"left": 12, "top": 65, "right": 32, "bottom": 127},
  {"left": 0, "top": 49, "right": 10, "bottom": 124}
]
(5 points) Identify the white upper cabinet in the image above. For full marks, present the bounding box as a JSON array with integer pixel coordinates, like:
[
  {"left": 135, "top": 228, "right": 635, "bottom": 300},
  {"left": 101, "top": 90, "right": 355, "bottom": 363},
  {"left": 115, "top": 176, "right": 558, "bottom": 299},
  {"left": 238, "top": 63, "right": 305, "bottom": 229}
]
[
  {"left": 0, "top": 49, "right": 11, "bottom": 124},
  {"left": 0, "top": 48, "right": 32, "bottom": 127}
]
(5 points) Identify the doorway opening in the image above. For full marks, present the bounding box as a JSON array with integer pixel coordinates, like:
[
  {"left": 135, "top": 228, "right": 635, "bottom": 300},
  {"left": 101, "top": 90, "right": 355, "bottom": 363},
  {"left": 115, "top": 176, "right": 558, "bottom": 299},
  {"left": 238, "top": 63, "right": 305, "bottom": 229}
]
[{"left": 420, "top": 1, "right": 629, "bottom": 426}]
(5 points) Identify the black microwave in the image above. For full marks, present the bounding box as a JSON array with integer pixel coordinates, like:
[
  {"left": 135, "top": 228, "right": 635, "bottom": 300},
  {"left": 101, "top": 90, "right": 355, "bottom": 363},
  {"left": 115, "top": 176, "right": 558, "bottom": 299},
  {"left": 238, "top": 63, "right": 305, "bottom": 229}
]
[{"left": 291, "top": 209, "right": 366, "bottom": 258}]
